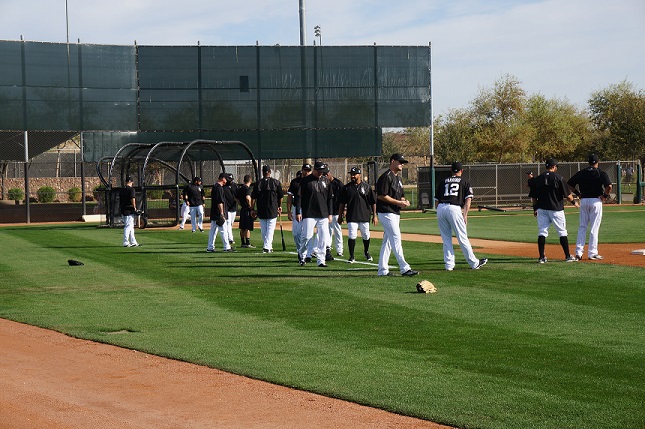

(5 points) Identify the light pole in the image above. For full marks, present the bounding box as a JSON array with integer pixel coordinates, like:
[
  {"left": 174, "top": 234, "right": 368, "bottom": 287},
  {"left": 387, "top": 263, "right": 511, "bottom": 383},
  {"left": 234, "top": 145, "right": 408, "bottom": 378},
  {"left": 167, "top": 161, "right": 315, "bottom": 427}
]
[{"left": 314, "top": 25, "right": 322, "bottom": 46}]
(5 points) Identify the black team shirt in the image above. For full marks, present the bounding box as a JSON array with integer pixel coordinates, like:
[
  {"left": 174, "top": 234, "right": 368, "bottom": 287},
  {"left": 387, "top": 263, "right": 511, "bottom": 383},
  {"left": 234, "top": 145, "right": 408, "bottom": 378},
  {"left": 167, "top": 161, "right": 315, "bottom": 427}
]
[
  {"left": 298, "top": 174, "right": 333, "bottom": 218},
  {"left": 529, "top": 171, "right": 569, "bottom": 211},
  {"left": 376, "top": 170, "right": 404, "bottom": 214},
  {"left": 435, "top": 176, "right": 473, "bottom": 207},
  {"left": 183, "top": 183, "right": 204, "bottom": 207},
  {"left": 567, "top": 167, "right": 611, "bottom": 198},
  {"left": 209, "top": 183, "right": 226, "bottom": 220},
  {"left": 339, "top": 181, "right": 375, "bottom": 223},
  {"left": 252, "top": 177, "right": 284, "bottom": 219}
]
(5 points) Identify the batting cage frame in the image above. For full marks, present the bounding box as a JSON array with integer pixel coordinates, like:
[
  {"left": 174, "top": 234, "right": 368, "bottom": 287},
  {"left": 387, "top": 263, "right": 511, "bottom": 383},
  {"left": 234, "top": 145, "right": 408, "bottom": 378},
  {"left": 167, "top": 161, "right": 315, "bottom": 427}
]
[{"left": 96, "top": 139, "right": 259, "bottom": 228}]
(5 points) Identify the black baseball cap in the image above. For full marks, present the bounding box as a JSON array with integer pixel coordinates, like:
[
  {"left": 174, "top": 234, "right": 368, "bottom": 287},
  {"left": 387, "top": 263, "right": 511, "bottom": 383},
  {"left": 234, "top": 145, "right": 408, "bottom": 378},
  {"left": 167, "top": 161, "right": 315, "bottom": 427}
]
[
  {"left": 302, "top": 163, "right": 312, "bottom": 171},
  {"left": 314, "top": 161, "right": 329, "bottom": 173},
  {"left": 390, "top": 153, "right": 408, "bottom": 164},
  {"left": 193, "top": 176, "right": 202, "bottom": 183},
  {"left": 451, "top": 161, "right": 463, "bottom": 172},
  {"left": 125, "top": 175, "right": 133, "bottom": 182},
  {"left": 545, "top": 158, "right": 558, "bottom": 168},
  {"left": 349, "top": 167, "right": 362, "bottom": 175},
  {"left": 226, "top": 173, "right": 235, "bottom": 182},
  {"left": 262, "top": 165, "right": 271, "bottom": 174},
  {"left": 588, "top": 153, "right": 599, "bottom": 164}
]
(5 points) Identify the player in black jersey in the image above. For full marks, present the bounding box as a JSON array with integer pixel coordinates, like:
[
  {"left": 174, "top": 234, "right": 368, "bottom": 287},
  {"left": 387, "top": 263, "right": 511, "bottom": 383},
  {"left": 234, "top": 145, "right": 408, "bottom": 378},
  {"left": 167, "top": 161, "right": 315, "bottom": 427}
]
[
  {"left": 338, "top": 167, "right": 377, "bottom": 263},
  {"left": 435, "top": 162, "right": 487, "bottom": 270},
  {"left": 236, "top": 174, "right": 255, "bottom": 248},
  {"left": 251, "top": 165, "right": 284, "bottom": 253},
  {"left": 567, "top": 154, "right": 612, "bottom": 260},
  {"left": 296, "top": 161, "right": 333, "bottom": 267},
  {"left": 529, "top": 158, "right": 579, "bottom": 263}
]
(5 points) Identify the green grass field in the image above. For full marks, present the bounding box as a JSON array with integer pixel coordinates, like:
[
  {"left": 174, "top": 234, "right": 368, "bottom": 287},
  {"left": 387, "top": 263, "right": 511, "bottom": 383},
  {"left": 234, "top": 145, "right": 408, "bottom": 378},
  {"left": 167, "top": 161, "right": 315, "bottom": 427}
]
[{"left": 1, "top": 207, "right": 644, "bottom": 429}]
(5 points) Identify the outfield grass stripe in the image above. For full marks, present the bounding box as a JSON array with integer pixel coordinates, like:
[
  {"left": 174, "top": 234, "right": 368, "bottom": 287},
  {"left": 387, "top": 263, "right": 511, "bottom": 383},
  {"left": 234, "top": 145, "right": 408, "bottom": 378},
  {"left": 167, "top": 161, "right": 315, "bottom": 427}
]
[{"left": 1, "top": 223, "right": 643, "bottom": 429}]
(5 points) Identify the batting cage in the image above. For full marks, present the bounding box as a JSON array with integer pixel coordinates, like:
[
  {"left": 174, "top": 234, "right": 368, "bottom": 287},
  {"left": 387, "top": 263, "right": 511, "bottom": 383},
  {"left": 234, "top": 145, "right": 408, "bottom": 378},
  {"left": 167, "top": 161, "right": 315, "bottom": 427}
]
[{"left": 96, "top": 140, "right": 259, "bottom": 228}]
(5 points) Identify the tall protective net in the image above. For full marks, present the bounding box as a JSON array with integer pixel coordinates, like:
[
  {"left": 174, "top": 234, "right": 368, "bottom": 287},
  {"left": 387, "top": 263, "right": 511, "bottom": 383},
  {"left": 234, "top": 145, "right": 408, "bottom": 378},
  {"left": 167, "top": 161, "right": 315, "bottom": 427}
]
[{"left": 0, "top": 41, "right": 430, "bottom": 161}]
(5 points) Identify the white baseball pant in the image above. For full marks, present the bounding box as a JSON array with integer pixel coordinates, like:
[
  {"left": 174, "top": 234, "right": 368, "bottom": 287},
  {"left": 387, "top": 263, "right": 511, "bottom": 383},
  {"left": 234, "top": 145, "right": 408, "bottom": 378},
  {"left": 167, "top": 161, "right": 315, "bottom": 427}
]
[
  {"left": 377, "top": 212, "right": 411, "bottom": 275},
  {"left": 300, "top": 217, "right": 330, "bottom": 266},
  {"left": 436, "top": 203, "right": 478, "bottom": 270},
  {"left": 576, "top": 197, "right": 603, "bottom": 257}
]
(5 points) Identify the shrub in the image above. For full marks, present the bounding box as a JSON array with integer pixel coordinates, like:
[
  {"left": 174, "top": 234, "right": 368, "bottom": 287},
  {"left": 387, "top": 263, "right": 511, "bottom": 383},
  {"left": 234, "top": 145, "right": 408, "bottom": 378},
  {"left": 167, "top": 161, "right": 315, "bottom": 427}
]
[
  {"left": 37, "top": 186, "right": 57, "bottom": 203},
  {"left": 8, "top": 187, "right": 24, "bottom": 202},
  {"left": 68, "top": 187, "right": 82, "bottom": 202},
  {"left": 146, "top": 189, "right": 164, "bottom": 200}
]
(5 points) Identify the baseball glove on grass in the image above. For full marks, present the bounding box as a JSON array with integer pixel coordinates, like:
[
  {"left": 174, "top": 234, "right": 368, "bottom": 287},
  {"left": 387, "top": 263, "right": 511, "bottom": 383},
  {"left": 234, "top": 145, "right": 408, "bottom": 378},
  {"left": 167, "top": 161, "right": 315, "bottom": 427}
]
[{"left": 416, "top": 280, "right": 436, "bottom": 294}]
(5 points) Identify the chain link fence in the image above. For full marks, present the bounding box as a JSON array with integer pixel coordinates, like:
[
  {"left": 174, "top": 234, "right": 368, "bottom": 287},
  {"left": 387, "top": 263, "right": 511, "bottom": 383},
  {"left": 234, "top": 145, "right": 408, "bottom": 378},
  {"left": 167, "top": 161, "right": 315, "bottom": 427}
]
[
  {"left": 418, "top": 161, "right": 642, "bottom": 211},
  {"left": 2, "top": 145, "right": 642, "bottom": 224}
]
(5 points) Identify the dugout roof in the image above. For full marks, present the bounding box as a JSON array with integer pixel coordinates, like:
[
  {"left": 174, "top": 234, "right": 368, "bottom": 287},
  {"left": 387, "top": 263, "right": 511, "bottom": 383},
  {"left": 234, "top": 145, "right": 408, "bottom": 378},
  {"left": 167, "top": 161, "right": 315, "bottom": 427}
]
[{"left": 0, "top": 40, "right": 430, "bottom": 161}]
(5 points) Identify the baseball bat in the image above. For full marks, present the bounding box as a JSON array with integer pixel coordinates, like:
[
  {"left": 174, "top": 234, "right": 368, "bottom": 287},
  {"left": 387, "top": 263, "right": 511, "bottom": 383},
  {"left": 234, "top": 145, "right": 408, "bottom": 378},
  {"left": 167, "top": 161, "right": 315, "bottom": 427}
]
[{"left": 279, "top": 215, "right": 286, "bottom": 251}]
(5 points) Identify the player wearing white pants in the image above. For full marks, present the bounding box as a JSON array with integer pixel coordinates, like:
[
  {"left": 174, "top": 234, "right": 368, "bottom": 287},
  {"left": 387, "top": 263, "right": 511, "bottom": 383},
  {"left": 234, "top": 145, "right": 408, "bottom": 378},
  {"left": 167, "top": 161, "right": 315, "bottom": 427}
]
[
  {"left": 377, "top": 212, "right": 412, "bottom": 275},
  {"left": 375, "top": 154, "right": 418, "bottom": 277},
  {"left": 226, "top": 210, "right": 236, "bottom": 244},
  {"left": 259, "top": 217, "right": 278, "bottom": 252},
  {"left": 207, "top": 219, "right": 231, "bottom": 251},
  {"left": 296, "top": 161, "right": 334, "bottom": 267},
  {"left": 536, "top": 208, "right": 568, "bottom": 238},
  {"left": 206, "top": 174, "right": 232, "bottom": 252},
  {"left": 575, "top": 198, "right": 603, "bottom": 258},
  {"left": 189, "top": 204, "right": 204, "bottom": 232},
  {"left": 567, "top": 154, "right": 612, "bottom": 260},
  {"left": 435, "top": 162, "right": 487, "bottom": 270},
  {"left": 287, "top": 165, "right": 312, "bottom": 258},
  {"left": 437, "top": 203, "right": 479, "bottom": 270},
  {"left": 119, "top": 176, "right": 139, "bottom": 247},
  {"left": 182, "top": 177, "right": 205, "bottom": 232},
  {"left": 179, "top": 201, "right": 190, "bottom": 229},
  {"left": 328, "top": 214, "right": 343, "bottom": 256},
  {"left": 251, "top": 165, "right": 284, "bottom": 253},
  {"left": 347, "top": 222, "right": 370, "bottom": 242},
  {"left": 122, "top": 213, "right": 138, "bottom": 247},
  {"left": 529, "top": 158, "right": 579, "bottom": 263},
  {"left": 300, "top": 217, "right": 331, "bottom": 266},
  {"left": 326, "top": 173, "right": 344, "bottom": 258}
]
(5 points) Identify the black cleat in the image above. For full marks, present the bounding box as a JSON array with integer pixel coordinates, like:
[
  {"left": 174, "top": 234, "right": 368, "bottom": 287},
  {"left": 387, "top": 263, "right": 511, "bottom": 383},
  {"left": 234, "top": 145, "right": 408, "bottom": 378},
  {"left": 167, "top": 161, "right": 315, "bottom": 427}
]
[{"left": 401, "top": 269, "right": 419, "bottom": 276}]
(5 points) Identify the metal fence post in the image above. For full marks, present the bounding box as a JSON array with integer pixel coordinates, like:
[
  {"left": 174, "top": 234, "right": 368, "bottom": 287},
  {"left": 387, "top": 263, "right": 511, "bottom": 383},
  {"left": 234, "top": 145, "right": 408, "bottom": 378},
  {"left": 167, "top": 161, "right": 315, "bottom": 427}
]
[{"left": 616, "top": 163, "right": 622, "bottom": 204}]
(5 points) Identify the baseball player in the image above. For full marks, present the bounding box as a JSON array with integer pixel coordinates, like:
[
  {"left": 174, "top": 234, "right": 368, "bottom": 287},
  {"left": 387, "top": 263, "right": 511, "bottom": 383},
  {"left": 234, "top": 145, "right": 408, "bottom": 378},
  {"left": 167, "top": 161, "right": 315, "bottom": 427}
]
[
  {"left": 287, "top": 164, "right": 312, "bottom": 258},
  {"left": 206, "top": 173, "right": 233, "bottom": 252},
  {"left": 326, "top": 171, "right": 344, "bottom": 260},
  {"left": 338, "top": 167, "right": 377, "bottom": 263},
  {"left": 296, "top": 161, "right": 333, "bottom": 267},
  {"left": 224, "top": 173, "right": 238, "bottom": 247},
  {"left": 182, "top": 176, "right": 205, "bottom": 233},
  {"left": 375, "top": 154, "right": 418, "bottom": 276},
  {"left": 529, "top": 158, "right": 579, "bottom": 263},
  {"left": 178, "top": 199, "right": 190, "bottom": 229},
  {"left": 251, "top": 165, "right": 284, "bottom": 253},
  {"left": 119, "top": 175, "right": 140, "bottom": 247},
  {"left": 236, "top": 174, "right": 255, "bottom": 248},
  {"left": 435, "top": 162, "right": 488, "bottom": 270},
  {"left": 567, "top": 153, "right": 613, "bottom": 260}
]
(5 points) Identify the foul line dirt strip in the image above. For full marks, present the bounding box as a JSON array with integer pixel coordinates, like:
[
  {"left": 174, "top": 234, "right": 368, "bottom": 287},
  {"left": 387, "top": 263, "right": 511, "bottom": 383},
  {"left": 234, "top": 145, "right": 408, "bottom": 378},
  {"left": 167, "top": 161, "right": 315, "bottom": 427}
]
[{"left": 0, "top": 319, "right": 451, "bottom": 429}]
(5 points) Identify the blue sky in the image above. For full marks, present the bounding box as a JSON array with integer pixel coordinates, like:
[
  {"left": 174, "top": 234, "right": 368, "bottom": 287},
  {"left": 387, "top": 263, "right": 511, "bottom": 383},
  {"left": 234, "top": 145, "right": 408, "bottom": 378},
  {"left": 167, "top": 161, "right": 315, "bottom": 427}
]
[{"left": 1, "top": 0, "right": 643, "bottom": 116}]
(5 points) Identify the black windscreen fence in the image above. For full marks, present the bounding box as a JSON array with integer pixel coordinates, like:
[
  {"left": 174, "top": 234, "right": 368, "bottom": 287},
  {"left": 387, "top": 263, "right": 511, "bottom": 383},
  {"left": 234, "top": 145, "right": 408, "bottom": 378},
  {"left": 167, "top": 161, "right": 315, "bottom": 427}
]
[{"left": 0, "top": 41, "right": 430, "bottom": 161}]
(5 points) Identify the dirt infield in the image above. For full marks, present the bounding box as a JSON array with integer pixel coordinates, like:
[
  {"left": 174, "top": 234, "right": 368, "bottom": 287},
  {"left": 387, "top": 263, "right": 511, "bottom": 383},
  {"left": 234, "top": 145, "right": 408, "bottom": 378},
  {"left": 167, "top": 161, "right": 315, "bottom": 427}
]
[{"left": 1, "top": 228, "right": 643, "bottom": 428}]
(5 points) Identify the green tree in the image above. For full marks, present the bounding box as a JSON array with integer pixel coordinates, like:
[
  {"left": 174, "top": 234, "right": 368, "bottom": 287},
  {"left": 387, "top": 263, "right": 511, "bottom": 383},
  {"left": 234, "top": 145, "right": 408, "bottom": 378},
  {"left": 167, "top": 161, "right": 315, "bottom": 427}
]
[
  {"left": 470, "top": 74, "right": 532, "bottom": 162},
  {"left": 433, "top": 109, "right": 478, "bottom": 164},
  {"left": 588, "top": 81, "right": 645, "bottom": 164},
  {"left": 524, "top": 94, "right": 590, "bottom": 162}
]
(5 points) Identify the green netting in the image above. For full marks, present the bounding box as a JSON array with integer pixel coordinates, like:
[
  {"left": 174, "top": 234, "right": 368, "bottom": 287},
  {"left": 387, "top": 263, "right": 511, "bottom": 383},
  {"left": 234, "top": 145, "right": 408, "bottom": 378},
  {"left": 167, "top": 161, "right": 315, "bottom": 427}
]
[{"left": 0, "top": 40, "right": 429, "bottom": 160}]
